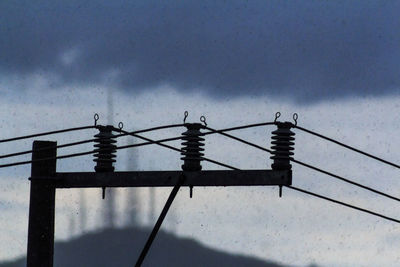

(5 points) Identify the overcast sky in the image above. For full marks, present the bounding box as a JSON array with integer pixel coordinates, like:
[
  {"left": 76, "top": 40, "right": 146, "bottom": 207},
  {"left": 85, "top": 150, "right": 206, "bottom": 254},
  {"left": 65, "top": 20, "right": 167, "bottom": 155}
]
[
  {"left": 1, "top": 1, "right": 400, "bottom": 266},
  {"left": 1, "top": 0, "right": 400, "bottom": 102}
]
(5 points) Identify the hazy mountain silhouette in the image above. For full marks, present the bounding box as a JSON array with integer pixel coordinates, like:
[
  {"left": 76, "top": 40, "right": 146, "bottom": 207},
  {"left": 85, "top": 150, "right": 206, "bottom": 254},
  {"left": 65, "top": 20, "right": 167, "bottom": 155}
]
[{"left": 0, "top": 227, "right": 294, "bottom": 267}]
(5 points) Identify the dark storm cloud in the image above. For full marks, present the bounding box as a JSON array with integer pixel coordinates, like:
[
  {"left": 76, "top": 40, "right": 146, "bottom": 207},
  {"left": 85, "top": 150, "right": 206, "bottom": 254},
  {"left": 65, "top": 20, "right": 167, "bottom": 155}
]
[{"left": 1, "top": 0, "right": 399, "bottom": 102}]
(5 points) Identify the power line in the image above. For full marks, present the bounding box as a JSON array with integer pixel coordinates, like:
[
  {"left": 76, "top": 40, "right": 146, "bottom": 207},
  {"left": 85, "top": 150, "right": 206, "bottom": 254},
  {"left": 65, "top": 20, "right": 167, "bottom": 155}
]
[
  {"left": 113, "top": 121, "right": 276, "bottom": 142},
  {"left": 0, "top": 149, "right": 99, "bottom": 169},
  {"left": 3, "top": 121, "right": 398, "bottom": 210},
  {"left": 205, "top": 128, "right": 400, "bottom": 203},
  {"left": 115, "top": 136, "right": 183, "bottom": 150},
  {"left": 176, "top": 149, "right": 400, "bottom": 225},
  {"left": 117, "top": 122, "right": 276, "bottom": 169},
  {"left": 115, "top": 134, "right": 241, "bottom": 169},
  {"left": 202, "top": 122, "right": 275, "bottom": 136},
  {"left": 75, "top": 121, "right": 276, "bottom": 154},
  {"left": 0, "top": 135, "right": 184, "bottom": 161},
  {"left": 121, "top": 131, "right": 239, "bottom": 170},
  {"left": 0, "top": 131, "right": 235, "bottom": 169},
  {"left": 0, "top": 139, "right": 96, "bottom": 159},
  {"left": 285, "top": 185, "right": 400, "bottom": 224},
  {"left": 15, "top": 124, "right": 390, "bottom": 205},
  {"left": 0, "top": 121, "right": 273, "bottom": 159},
  {"left": 0, "top": 123, "right": 186, "bottom": 159},
  {"left": 123, "top": 123, "right": 395, "bottom": 196},
  {"left": 291, "top": 159, "right": 400, "bottom": 203},
  {"left": 113, "top": 123, "right": 186, "bottom": 139},
  {"left": 0, "top": 135, "right": 184, "bottom": 169},
  {"left": 204, "top": 155, "right": 400, "bottom": 224},
  {"left": 204, "top": 126, "right": 272, "bottom": 153},
  {"left": 294, "top": 125, "right": 400, "bottom": 170},
  {"left": 114, "top": 127, "right": 239, "bottom": 170},
  {"left": 0, "top": 125, "right": 97, "bottom": 144}
]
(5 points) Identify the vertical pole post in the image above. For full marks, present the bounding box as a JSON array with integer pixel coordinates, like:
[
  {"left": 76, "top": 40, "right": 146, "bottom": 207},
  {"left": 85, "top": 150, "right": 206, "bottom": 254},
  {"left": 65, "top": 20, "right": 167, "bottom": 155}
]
[{"left": 27, "top": 141, "right": 57, "bottom": 267}]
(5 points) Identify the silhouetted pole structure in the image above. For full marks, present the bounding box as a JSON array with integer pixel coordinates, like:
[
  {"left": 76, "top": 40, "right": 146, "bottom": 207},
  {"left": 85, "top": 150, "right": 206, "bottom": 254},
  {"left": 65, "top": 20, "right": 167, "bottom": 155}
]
[
  {"left": 25, "top": 119, "right": 294, "bottom": 266},
  {"left": 27, "top": 141, "right": 57, "bottom": 267},
  {"left": 135, "top": 175, "right": 184, "bottom": 266},
  {"left": 26, "top": 163, "right": 290, "bottom": 266}
]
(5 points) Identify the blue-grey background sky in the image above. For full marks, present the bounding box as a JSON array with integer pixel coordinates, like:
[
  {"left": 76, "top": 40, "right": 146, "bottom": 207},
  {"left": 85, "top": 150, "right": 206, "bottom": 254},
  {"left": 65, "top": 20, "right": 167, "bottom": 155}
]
[
  {"left": 1, "top": 1, "right": 400, "bottom": 266},
  {"left": 1, "top": 0, "right": 400, "bottom": 102}
]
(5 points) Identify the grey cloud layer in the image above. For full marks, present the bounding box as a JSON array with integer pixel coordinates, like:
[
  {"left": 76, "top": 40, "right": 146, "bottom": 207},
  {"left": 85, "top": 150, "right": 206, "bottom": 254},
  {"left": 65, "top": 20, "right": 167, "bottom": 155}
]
[{"left": 1, "top": 0, "right": 399, "bottom": 102}]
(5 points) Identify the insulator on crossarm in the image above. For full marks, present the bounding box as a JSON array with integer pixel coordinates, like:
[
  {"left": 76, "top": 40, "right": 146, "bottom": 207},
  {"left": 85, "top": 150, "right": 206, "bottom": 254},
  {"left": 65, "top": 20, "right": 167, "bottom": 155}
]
[
  {"left": 270, "top": 122, "right": 295, "bottom": 170},
  {"left": 93, "top": 125, "right": 117, "bottom": 172},
  {"left": 181, "top": 123, "right": 205, "bottom": 198},
  {"left": 181, "top": 123, "right": 205, "bottom": 171}
]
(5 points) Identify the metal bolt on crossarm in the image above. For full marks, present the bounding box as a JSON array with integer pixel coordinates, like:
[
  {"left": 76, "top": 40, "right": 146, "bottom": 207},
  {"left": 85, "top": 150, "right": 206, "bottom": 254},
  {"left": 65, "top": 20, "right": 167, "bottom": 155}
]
[
  {"left": 93, "top": 125, "right": 117, "bottom": 199},
  {"left": 271, "top": 121, "right": 295, "bottom": 197},
  {"left": 181, "top": 123, "right": 205, "bottom": 198}
]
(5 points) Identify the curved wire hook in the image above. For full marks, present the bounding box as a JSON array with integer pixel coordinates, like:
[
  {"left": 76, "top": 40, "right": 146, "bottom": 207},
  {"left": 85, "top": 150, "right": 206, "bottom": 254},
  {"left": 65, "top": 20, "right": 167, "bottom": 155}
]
[
  {"left": 183, "top": 111, "right": 189, "bottom": 123},
  {"left": 274, "top": 112, "right": 281, "bottom": 123},
  {"left": 118, "top": 121, "right": 124, "bottom": 130},
  {"left": 200, "top": 116, "right": 207, "bottom": 126},
  {"left": 94, "top": 113, "right": 99, "bottom": 126},
  {"left": 292, "top": 113, "right": 298, "bottom": 126}
]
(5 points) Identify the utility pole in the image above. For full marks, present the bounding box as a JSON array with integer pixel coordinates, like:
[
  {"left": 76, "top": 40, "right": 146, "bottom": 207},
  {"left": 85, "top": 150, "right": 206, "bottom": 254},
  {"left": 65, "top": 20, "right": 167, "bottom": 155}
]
[
  {"left": 26, "top": 117, "right": 294, "bottom": 266},
  {"left": 27, "top": 141, "right": 57, "bottom": 267}
]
